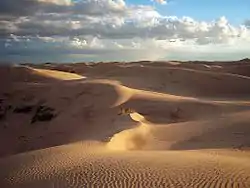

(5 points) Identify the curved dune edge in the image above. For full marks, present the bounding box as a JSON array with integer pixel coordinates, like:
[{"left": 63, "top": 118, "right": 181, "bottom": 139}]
[
  {"left": 107, "top": 113, "right": 151, "bottom": 151},
  {"left": 31, "top": 68, "right": 85, "bottom": 80},
  {"left": 107, "top": 110, "right": 250, "bottom": 151},
  {"left": 87, "top": 79, "right": 250, "bottom": 106},
  {"left": 106, "top": 112, "right": 155, "bottom": 151}
]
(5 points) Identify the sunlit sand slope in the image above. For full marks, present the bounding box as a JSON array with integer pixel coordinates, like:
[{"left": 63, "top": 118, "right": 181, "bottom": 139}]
[{"left": 31, "top": 68, "right": 85, "bottom": 80}]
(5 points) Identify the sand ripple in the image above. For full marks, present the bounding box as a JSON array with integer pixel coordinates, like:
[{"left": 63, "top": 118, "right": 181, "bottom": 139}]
[{"left": 1, "top": 142, "right": 250, "bottom": 188}]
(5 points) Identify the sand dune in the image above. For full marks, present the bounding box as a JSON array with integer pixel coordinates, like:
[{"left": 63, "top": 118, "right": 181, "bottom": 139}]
[
  {"left": 48, "top": 62, "right": 250, "bottom": 98},
  {"left": 107, "top": 110, "right": 250, "bottom": 151},
  {"left": 1, "top": 141, "right": 250, "bottom": 188},
  {"left": 0, "top": 62, "right": 250, "bottom": 188},
  {"left": 31, "top": 68, "right": 85, "bottom": 80}
]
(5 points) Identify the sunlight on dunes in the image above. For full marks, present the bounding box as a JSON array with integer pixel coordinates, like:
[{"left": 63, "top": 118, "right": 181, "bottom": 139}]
[
  {"left": 107, "top": 113, "right": 152, "bottom": 151},
  {"left": 1, "top": 62, "right": 250, "bottom": 188},
  {"left": 107, "top": 124, "right": 152, "bottom": 151},
  {"left": 32, "top": 68, "right": 85, "bottom": 80},
  {"left": 130, "top": 112, "right": 147, "bottom": 123}
]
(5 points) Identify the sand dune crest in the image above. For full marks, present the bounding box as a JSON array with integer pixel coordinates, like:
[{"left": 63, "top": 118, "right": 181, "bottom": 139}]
[
  {"left": 107, "top": 113, "right": 152, "bottom": 151},
  {"left": 31, "top": 68, "right": 85, "bottom": 80}
]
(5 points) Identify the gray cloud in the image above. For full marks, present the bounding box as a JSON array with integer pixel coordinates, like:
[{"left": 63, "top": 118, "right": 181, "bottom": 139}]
[
  {"left": 0, "top": 0, "right": 38, "bottom": 16},
  {"left": 0, "top": 0, "right": 126, "bottom": 17},
  {"left": 244, "top": 20, "right": 250, "bottom": 27},
  {"left": 0, "top": 0, "right": 69, "bottom": 17}
]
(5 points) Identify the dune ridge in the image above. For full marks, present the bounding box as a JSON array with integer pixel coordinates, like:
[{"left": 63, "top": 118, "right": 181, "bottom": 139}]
[
  {"left": 0, "top": 62, "right": 250, "bottom": 187},
  {"left": 31, "top": 68, "right": 85, "bottom": 80}
]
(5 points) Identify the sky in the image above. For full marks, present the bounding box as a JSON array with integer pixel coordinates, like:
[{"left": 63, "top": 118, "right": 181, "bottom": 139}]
[{"left": 0, "top": 0, "right": 250, "bottom": 63}]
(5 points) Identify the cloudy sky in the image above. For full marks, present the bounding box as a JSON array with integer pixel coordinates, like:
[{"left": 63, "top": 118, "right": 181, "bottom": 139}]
[{"left": 1, "top": 0, "right": 250, "bottom": 63}]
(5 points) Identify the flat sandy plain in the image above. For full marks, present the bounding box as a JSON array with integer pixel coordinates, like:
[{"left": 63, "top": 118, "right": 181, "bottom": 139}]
[{"left": 0, "top": 60, "right": 250, "bottom": 187}]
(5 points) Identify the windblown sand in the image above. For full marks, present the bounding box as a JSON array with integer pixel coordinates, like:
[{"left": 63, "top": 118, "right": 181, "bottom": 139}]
[{"left": 0, "top": 61, "right": 250, "bottom": 188}]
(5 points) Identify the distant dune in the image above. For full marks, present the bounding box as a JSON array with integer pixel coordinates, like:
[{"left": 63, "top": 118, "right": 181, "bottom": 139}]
[{"left": 0, "top": 60, "right": 250, "bottom": 187}]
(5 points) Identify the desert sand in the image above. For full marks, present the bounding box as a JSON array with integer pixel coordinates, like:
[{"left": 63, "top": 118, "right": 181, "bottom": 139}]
[{"left": 0, "top": 60, "right": 250, "bottom": 187}]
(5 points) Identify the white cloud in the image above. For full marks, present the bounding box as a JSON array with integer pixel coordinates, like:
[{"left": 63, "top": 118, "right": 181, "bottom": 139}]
[
  {"left": 38, "top": 0, "right": 72, "bottom": 5},
  {"left": 154, "top": 0, "right": 167, "bottom": 5},
  {"left": 1, "top": 0, "right": 246, "bottom": 42}
]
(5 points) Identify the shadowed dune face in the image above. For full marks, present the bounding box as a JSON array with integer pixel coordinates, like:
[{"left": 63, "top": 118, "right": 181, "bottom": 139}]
[
  {"left": 109, "top": 67, "right": 250, "bottom": 98},
  {"left": 121, "top": 98, "right": 250, "bottom": 124},
  {"left": 29, "top": 61, "right": 250, "bottom": 98},
  {"left": 1, "top": 65, "right": 250, "bottom": 156},
  {"left": 0, "top": 66, "right": 57, "bottom": 84},
  {"left": 66, "top": 64, "right": 250, "bottom": 98},
  {"left": 222, "top": 65, "right": 250, "bottom": 77},
  {"left": 106, "top": 111, "right": 250, "bottom": 151},
  {"left": 0, "top": 74, "right": 134, "bottom": 156},
  {"left": 171, "top": 112, "right": 250, "bottom": 150},
  {"left": 0, "top": 69, "right": 162, "bottom": 157}
]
